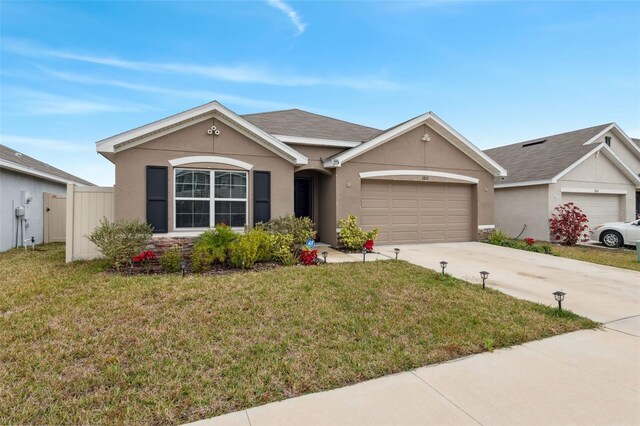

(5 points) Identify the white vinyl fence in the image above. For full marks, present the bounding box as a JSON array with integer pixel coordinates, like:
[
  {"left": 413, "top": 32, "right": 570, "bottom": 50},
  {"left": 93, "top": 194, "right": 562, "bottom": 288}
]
[{"left": 65, "top": 184, "right": 114, "bottom": 262}]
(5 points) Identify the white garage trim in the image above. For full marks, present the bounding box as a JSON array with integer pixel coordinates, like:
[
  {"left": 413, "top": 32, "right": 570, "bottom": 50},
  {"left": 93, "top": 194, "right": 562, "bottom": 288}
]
[
  {"left": 478, "top": 224, "right": 496, "bottom": 230},
  {"left": 561, "top": 188, "right": 627, "bottom": 195},
  {"left": 168, "top": 156, "right": 253, "bottom": 170},
  {"left": 359, "top": 170, "right": 479, "bottom": 184}
]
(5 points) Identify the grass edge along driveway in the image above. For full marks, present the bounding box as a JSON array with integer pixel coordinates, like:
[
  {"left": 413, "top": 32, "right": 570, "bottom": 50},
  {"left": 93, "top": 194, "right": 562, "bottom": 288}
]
[
  {"left": 0, "top": 244, "right": 597, "bottom": 424},
  {"left": 552, "top": 244, "right": 640, "bottom": 272}
]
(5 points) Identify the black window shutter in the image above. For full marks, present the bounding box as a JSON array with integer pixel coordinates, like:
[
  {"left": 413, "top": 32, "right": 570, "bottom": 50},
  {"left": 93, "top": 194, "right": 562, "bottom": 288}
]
[
  {"left": 253, "top": 171, "right": 271, "bottom": 225},
  {"left": 146, "top": 166, "right": 168, "bottom": 233}
]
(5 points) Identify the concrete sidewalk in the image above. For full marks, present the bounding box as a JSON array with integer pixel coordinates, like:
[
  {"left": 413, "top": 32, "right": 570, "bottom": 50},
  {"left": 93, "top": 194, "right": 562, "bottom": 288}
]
[{"left": 188, "top": 243, "right": 640, "bottom": 425}]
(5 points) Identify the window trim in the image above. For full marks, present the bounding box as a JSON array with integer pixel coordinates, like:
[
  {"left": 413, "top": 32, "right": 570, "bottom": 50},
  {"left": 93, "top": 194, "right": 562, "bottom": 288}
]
[{"left": 173, "top": 167, "right": 248, "bottom": 231}]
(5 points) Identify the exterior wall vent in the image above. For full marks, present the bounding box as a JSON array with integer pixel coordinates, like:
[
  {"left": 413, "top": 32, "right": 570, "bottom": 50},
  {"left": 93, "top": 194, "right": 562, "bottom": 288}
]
[{"left": 605, "top": 136, "right": 611, "bottom": 146}]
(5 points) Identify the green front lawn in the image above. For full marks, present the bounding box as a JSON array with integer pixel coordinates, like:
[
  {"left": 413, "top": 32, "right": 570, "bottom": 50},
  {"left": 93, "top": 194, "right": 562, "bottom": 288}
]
[
  {"left": 1, "top": 244, "right": 596, "bottom": 424},
  {"left": 552, "top": 244, "right": 640, "bottom": 272}
]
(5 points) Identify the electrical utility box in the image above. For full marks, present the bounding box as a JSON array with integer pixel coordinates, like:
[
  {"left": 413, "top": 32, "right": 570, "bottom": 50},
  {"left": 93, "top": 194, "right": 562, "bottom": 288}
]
[
  {"left": 20, "top": 190, "right": 32, "bottom": 221},
  {"left": 15, "top": 206, "right": 25, "bottom": 217}
]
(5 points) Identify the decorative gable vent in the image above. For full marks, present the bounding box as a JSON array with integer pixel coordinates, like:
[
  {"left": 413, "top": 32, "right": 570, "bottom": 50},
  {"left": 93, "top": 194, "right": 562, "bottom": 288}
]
[
  {"left": 522, "top": 139, "right": 546, "bottom": 148},
  {"left": 605, "top": 136, "right": 611, "bottom": 146}
]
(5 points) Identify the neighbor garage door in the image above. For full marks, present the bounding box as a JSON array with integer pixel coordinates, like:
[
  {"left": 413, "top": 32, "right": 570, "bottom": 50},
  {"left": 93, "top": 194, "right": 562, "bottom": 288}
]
[
  {"left": 360, "top": 180, "right": 473, "bottom": 244},
  {"left": 561, "top": 192, "right": 621, "bottom": 226}
]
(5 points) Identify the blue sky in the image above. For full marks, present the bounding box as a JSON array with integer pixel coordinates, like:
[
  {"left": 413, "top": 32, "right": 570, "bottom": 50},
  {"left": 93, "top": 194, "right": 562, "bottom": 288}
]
[{"left": 1, "top": 0, "right": 639, "bottom": 186}]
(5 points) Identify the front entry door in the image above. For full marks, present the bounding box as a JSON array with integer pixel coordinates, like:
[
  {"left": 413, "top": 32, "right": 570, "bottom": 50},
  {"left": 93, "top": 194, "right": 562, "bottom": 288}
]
[{"left": 294, "top": 177, "right": 312, "bottom": 219}]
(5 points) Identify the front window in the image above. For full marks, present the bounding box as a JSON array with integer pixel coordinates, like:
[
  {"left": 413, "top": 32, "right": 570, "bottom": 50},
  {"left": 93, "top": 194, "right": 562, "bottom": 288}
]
[{"left": 175, "top": 169, "right": 247, "bottom": 228}]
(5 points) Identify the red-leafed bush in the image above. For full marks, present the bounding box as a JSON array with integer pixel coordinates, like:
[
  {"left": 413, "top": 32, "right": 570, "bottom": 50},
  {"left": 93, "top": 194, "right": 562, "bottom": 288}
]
[
  {"left": 363, "top": 239, "right": 374, "bottom": 252},
  {"left": 132, "top": 250, "right": 156, "bottom": 263},
  {"left": 523, "top": 237, "right": 535, "bottom": 246},
  {"left": 299, "top": 249, "right": 318, "bottom": 266},
  {"left": 549, "top": 203, "right": 590, "bottom": 246}
]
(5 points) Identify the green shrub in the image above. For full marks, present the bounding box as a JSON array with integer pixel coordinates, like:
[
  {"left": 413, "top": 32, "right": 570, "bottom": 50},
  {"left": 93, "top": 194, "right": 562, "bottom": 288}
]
[
  {"left": 278, "top": 250, "right": 299, "bottom": 267},
  {"left": 86, "top": 218, "right": 153, "bottom": 270},
  {"left": 488, "top": 229, "right": 510, "bottom": 245},
  {"left": 249, "top": 228, "right": 275, "bottom": 263},
  {"left": 190, "top": 245, "right": 218, "bottom": 273},
  {"left": 159, "top": 245, "right": 183, "bottom": 273},
  {"left": 487, "top": 233, "right": 553, "bottom": 255},
  {"left": 228, "top": 233, "right": 261, "bottom": 269},
  {"left": 194, "top": 224, "right": 238, "bottom": 264},
  {"left": 271, "top": 233, "right": 294, "bottom": 263},
  {"left": 337, "top": 215, "right": 378, "bottom": 251},
  {"left": 256, "top": 215, "right": 316, "bottom": 248}
]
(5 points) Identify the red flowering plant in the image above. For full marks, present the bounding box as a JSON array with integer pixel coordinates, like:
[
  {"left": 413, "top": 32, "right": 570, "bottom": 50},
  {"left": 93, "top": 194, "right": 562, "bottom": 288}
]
[
  {"left": 549, "top": 202, "right": 590, "bottom": 246},
  {"left": 132, "top": 250, "right": 156, "bottom": 273},
  {"left": 299, "top": 248, "right": 318, "bottom": 266},
  {"left": 363, "top": 239, "right": 374, "bottom": 252},
  {"left": 523, "top": 237, "right": 535, "bottom": 246}
]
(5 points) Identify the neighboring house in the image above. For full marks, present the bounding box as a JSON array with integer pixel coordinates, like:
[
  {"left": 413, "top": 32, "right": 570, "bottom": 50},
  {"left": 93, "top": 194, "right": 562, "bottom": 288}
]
[
  {"left": 95, "top": 101, "right": 506, "bottom": 246},
  {"left": 0, "top": 145, "right": 93, "bottom": 251},
  {"left": 484, "top": 124, "right": 640, "bottom": 241},
  {"left": 635, "top": 138, "right": 640, "bottom": 217}
]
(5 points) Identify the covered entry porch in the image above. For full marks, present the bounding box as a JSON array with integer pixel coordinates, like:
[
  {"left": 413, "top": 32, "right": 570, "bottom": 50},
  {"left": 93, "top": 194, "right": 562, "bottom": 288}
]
[{"left": 294, "top": 169, "right": 334, "bottom": 243}]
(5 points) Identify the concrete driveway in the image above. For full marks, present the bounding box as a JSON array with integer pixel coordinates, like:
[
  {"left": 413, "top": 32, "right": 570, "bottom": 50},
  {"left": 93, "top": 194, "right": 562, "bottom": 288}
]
[
  {"left": 189, "top": 243, "right": 640, "bottom": 426},
  {"left": 377, "top": 242, "right": 640, "bottom": 325}
]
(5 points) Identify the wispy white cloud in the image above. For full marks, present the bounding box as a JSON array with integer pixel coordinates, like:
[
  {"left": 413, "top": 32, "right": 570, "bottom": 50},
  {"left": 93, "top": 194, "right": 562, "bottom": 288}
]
[
  {"left": 0, "top": 134, "right": 92, "bottom": 152},
  {"left": 39, "top": 68, "right": 305, "bottom": 110},
  {"left": 3, "top": 39, "right": 400, "bottom": 91},
  {"left": 266, "top": 0, "right": 307, "bottom": 35},
  {"left": 4, "top": 87, "right": 152, "bottom": 115}
]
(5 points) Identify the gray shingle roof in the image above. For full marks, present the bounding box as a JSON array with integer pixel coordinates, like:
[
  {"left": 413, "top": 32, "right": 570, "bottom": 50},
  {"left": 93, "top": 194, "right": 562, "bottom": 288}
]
[
  {"left": 484, "top": 124, "right": 612, "bottom": 185},
  {"left": 0, "top": 144, "right": 94, "bottom": 186},
  {"left": 242, "top": 109, "right": 382, "bottom": 142},
  {"left": 633, "top": 138, "right": 640, "bottom": 149}
]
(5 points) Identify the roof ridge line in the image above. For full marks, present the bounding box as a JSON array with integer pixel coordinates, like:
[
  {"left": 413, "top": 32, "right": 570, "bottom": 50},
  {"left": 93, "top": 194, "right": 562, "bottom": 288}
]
[{"left": 243, "top": 108, "right": 382, "bottom": 132}]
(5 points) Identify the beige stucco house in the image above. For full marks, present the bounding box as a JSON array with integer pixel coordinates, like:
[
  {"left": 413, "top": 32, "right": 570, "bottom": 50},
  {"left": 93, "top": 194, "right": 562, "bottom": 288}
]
[
  {"left": 485, "top": 124, "right": 640, "bottom": 242},
  {"left": 96, "top": 101, "right": 506, "bottom": 246}
]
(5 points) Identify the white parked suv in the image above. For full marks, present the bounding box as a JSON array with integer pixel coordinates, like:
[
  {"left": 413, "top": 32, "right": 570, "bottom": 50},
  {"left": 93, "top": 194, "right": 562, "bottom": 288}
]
[{"left": 591, "top": 219, "right": 640, "bottom": 248}]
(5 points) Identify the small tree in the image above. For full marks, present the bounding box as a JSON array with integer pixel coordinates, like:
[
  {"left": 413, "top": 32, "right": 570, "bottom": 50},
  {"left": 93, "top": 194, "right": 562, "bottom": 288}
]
[{"left": 549, "top": 203, "right": 590, "bottom": 246}]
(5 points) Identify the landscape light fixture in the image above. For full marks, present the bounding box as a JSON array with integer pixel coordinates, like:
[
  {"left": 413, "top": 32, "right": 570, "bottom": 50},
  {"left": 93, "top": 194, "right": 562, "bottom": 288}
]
[
  {"left": 394, "top": 248, "right": 400, "bottom": 260},
  {"left": 180, "top": 259, "right": 187, "bottom": 277},
  {"left": 553, "top": 290, "right": 566, "bottom": 311},
  {"left": 480, "top": 271, "right": 489, "bottom": 289},
  {"left": 322, "top": 251, "right": 328, "bottom": 264},
  {"left": 362, "top": 246, "right": 367, "bottom": 263},
  {"left": 440, "top": 261, "right": 448, "bottom": 275}
]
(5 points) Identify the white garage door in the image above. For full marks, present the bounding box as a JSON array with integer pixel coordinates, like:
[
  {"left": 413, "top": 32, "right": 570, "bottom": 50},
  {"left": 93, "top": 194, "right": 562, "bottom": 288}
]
[
  {"left": 561, "top": 193, "right": 621, "bottom": 225},
  {"left": 360, "top": 180, "right": 473, "bottom": 244}
]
